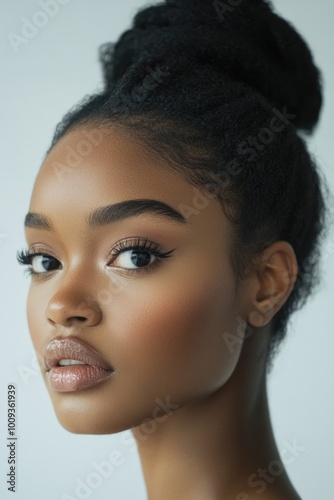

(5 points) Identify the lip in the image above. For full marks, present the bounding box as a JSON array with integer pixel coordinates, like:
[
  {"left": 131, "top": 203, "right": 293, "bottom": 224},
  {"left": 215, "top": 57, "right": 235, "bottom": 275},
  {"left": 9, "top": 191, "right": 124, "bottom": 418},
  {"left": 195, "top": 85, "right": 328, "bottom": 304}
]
[{"left": 44, "top": 337, "right": 114, "bottom": 392}]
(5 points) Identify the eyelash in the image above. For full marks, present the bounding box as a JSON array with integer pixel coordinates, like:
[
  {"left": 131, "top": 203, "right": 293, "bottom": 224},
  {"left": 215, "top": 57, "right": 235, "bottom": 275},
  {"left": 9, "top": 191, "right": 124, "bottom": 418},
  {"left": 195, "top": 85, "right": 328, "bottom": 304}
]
[{"left": 16, "top": 237, "right": 175, "bottom": 279}]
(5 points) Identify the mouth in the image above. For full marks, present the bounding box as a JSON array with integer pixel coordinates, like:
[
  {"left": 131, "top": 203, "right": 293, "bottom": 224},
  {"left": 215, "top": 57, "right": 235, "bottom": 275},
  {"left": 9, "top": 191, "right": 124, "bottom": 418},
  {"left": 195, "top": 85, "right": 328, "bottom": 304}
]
[{"left": 44, "top": 337, "right": 114, "bottom": 392}]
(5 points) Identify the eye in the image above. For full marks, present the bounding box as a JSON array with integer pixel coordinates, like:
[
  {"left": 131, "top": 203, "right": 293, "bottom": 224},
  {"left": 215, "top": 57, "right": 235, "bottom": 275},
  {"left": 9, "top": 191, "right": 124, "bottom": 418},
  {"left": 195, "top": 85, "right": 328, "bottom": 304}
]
[
  {"left": 113, "top": 248, "right": 155, "bottom": 269},
  {"left": 16, "top": 237, "right": 176, "bottom": 278},
  {"left": 29, "top": 255, "right": 59, "bottom": 274},
  {"left": 108, "top": 237, "right": 176, "bottom": 274},
  {"left": 16, "top": 249, "right": 60, "bottom": 278}
]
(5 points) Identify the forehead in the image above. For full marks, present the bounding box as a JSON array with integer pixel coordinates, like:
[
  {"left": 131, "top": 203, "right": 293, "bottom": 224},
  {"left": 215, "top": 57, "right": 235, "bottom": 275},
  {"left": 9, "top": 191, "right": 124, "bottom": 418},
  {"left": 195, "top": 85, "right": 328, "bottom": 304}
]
[
  {"left": 35, "top": 125, "right": 193, "bottom": 202},
  {"left": 28, "top": 124, "right": 228, "bottom": 240}
]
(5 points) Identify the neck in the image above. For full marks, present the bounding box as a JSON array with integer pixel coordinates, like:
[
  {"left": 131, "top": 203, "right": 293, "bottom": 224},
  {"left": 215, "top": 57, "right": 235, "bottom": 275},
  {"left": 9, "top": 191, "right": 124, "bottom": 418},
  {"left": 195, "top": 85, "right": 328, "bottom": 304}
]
[{"left": 131, "top": 339, "right": 300, "bottom": 499}]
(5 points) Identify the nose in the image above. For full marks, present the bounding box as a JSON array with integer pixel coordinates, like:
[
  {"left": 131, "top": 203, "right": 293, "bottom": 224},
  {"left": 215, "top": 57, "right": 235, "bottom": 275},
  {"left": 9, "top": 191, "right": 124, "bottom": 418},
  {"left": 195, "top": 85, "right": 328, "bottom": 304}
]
[{"left": 46, "top": 291, "right": 102, "bottom": 329}]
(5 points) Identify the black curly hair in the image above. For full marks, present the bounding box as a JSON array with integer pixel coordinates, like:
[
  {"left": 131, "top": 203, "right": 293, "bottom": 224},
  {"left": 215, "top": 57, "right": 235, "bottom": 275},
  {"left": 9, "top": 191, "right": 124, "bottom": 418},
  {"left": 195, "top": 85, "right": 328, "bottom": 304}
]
[{"left": 46, "top": 0, "right": 328, "bottom": 373}]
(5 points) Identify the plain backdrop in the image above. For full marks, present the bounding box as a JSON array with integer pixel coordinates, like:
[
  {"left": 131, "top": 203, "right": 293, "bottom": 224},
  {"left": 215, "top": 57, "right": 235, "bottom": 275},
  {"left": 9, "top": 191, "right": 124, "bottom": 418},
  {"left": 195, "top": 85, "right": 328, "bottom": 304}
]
[{"left": 0, "top": 1, "right": 333, "bottom": 499}]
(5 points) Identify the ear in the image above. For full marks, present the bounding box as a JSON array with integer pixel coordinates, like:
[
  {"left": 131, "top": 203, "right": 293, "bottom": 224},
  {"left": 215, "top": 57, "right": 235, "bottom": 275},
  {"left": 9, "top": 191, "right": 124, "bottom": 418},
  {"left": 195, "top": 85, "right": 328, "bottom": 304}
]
[{"left": 247, "top": 241, "right": 298, "bottom": 328}]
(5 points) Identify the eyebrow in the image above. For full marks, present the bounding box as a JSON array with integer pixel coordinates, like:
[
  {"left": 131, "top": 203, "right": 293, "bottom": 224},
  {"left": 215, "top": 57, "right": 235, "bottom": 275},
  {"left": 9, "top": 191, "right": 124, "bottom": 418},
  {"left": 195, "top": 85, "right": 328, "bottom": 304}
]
[{"left": 24, "top": 199, "right": 189, "bottom": 230}]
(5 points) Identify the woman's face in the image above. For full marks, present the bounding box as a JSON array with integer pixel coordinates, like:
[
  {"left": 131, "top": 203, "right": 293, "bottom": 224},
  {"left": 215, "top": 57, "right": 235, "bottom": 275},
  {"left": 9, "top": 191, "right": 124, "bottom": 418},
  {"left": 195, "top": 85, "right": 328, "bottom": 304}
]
[{"left": 25, "top": 124, "right": 249, "bottom": 434}]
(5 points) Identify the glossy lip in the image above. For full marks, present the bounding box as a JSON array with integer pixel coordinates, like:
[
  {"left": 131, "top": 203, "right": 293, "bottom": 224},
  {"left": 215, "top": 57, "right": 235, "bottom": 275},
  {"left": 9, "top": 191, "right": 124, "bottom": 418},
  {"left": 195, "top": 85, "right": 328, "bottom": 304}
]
[{"left": 44, "top": 337, "right": 114, "bottom": 392}]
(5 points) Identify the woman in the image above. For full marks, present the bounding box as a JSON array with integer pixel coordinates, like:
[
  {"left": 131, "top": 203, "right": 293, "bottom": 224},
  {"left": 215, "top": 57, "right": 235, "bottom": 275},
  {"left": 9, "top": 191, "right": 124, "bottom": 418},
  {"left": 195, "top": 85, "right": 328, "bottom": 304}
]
[{"left": 17, "top": 0, "right": 327, "bottom": 498}]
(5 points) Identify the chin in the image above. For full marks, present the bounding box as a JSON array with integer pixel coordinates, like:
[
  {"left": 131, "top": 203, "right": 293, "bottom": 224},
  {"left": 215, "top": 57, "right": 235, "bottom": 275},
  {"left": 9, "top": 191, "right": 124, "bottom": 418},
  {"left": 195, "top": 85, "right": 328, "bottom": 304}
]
[
  {"left": 44, "top": 385, "right": 128, "bottom": 435},
  {"left": 53, "top": 402, "right": 130, "bottom": 435}
]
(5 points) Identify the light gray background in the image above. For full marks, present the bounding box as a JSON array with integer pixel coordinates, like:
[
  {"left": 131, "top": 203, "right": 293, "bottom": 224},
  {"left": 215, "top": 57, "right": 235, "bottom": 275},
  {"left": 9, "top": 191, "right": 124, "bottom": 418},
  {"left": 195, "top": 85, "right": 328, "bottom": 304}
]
[{"left": 1, "top": 1, "right": 333, "bottom": 499}]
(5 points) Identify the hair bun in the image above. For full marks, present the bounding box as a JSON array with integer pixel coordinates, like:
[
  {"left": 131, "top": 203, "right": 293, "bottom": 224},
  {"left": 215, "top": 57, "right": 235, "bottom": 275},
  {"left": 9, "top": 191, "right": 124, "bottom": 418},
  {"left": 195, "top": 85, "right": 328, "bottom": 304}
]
[{"left": 101, "top": 0, "right": 322, "bottom": 132}]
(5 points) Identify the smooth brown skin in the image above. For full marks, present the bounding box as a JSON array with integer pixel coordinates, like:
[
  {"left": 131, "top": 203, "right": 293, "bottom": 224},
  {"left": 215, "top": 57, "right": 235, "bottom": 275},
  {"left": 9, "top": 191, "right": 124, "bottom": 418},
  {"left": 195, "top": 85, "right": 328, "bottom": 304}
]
[{"left": 25, "top": 124, "right": 301, "bottom": 499}]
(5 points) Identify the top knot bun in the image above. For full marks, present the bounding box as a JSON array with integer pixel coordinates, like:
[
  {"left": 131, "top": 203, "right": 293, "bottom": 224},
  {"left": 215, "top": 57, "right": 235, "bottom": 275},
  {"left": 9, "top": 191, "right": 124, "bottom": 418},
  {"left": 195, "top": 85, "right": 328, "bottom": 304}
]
[{"left": 100, "top": 0, "right": 322, "bottom": 132}]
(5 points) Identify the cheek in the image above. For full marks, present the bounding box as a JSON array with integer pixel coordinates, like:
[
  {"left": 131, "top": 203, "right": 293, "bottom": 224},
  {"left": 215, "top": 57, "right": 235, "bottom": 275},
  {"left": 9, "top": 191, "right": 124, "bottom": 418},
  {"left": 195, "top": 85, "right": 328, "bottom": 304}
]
[
  {"left": 113, "top": 265, "right": 242, "bottom": 404},
  {"left": 26, "top": 287, "right": 44, "bottom": 361},
  {"left": 24, "top": 259, "right": 243, "bottom": 434}
]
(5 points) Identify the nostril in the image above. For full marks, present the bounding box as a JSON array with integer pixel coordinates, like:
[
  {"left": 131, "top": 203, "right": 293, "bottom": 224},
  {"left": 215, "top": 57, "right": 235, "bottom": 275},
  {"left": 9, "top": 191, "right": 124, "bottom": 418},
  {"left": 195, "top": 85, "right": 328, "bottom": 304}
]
[{"left": 46, "top": 302, "right": 103, "bottom": 328}]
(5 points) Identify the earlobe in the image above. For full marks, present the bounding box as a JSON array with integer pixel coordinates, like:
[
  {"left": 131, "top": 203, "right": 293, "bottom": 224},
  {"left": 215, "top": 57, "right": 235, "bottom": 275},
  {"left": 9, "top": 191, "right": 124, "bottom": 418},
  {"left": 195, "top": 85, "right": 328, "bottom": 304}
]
[{"left": 247, "top": 241, "right": 298, "bottom": 328}]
